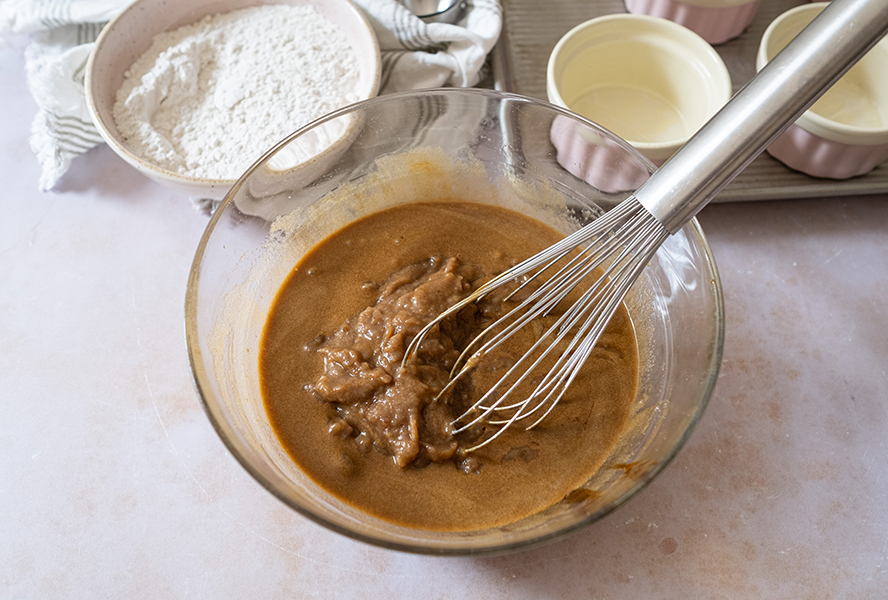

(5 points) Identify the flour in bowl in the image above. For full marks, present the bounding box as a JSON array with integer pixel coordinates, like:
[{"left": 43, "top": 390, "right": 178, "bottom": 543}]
[{"left": 112, "top": 5, "right": 361, "bottom": 180}]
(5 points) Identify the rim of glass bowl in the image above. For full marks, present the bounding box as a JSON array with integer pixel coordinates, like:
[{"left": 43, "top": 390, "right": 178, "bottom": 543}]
[{"left": 184, "top": 88, "right": 725, "bottom": 555}]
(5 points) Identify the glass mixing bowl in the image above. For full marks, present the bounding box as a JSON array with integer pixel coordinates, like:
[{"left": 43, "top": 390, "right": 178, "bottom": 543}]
[{"left": 185, "top": 89, "right": 724, "bottom": 555}]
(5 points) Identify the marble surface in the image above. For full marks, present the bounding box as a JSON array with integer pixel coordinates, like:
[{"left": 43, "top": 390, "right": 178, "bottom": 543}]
[{"left": 2, "top": 35, "right": 887, "bottom": 599}]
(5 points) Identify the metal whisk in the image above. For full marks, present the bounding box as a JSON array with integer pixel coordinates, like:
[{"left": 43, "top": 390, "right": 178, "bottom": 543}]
[{"left": 405, "top": 0, "right": 888, "bottom": 450}]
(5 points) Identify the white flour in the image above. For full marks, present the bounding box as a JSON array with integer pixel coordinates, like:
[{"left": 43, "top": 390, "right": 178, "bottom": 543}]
[{"left": 113, "top": 5, "right": 360, "bottom": 180}]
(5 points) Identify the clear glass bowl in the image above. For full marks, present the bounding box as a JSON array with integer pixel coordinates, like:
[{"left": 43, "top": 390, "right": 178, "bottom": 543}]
[{"left": 185, "top": 89, "right": 724, "bottom": 555}]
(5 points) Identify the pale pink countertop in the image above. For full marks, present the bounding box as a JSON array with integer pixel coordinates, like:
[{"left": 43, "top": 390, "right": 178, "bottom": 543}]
[{"left": 2, "top": 36, "right": 886, "bottom": 598}]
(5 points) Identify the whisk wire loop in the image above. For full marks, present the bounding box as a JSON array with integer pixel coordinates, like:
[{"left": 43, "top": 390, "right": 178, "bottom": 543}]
[
  {"left": 455, "top": 206, "right": 668, "bottom": 451},
  {"left": 443, "top": 199, "right": 648, "bottom": 408},
  {"left": 402, "top": 198, "right": 669, "bottom": 451}
]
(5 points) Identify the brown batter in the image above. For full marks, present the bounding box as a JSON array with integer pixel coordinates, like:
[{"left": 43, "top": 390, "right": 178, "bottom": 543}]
[{"left": 259, "top": 201, "right": 638, "bottom": 531}]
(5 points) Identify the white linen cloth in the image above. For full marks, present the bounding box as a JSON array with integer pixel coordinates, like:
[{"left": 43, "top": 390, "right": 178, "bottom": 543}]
[{"left": 0, "top": 0, "right": 502, "bottom": 193}]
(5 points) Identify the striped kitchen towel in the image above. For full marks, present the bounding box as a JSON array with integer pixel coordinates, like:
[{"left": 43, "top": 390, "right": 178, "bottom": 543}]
[{"left": 0, "top": 0, "right": 502, "bottom": 194}]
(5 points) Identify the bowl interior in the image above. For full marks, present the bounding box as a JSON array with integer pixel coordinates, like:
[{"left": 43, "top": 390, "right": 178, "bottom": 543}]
[
  {"left": 547, "top": 15, "right": 731, "bottom": 162},
  {"left": 186, "top": 89, "right": 724, "bottom": 555},
  {"left": 758, "top": 2, "right": 888, "bottom": 144},
  {"left": 85, "top": 0, "right": 381, "bottom": 198}
]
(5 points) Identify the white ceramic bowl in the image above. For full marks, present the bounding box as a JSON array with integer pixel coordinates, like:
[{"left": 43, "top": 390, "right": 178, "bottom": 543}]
[
  {"left": 85, "top": 0, "right": 381, "bottom": 199},
  {"left": 547, "top": 14, "right": 731, "bottom": 165},
  {"left": 624, "top": 0, "right": 760, "bottom": 45},
  {"left": 757, "top": 3, "right": 888, "bottom": 179}
]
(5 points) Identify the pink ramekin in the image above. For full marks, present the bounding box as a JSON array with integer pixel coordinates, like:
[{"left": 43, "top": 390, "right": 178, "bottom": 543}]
[
  {"left": 624, "top": 0, "right": 761, "bottom": 45},
  {"left": 758, "top": 3, "right": 888, "bottom": 179}
]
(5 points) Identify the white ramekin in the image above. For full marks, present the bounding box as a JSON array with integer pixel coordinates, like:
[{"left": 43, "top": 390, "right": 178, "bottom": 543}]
[
  {"left": 757, "top": 3, "right": 888, "bottom": 179},
  {"left": 547, "top": 14, "right": 731, "bottom": 165}
]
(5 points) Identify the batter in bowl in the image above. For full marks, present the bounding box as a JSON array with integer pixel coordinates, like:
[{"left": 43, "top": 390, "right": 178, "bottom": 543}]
[{"left": 259, "top": 200, "right": 638, "bottom": 531}]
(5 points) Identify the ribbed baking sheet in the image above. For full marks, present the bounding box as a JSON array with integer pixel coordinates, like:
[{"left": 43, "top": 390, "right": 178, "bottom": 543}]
[{"left": 491, "top": 0, "right": 888, "bottom": 202}]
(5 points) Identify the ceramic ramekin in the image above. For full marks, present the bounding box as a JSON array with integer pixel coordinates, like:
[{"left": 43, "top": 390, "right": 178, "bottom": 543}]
[
  {"left": 624, "top": 0, "right": 760, "bottom": 45},
  {"left": 757, "top": 3, "right": 888, "bottom": 179},
  {"left": 548, "top": 115, "right": 653, "bottom": 195},
  {"left": 547, "top": 14, "right": 732, "bottom": 165}
]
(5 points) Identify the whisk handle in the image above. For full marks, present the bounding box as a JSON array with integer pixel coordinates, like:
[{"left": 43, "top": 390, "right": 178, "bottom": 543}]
[{"left": 635, "top": 0, "right": 888, "bottom": 233}]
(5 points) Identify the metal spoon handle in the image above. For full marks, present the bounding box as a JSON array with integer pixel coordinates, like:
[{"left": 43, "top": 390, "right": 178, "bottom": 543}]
[{"left": 636, "top": 0, "right": 888, "bottom": 233}]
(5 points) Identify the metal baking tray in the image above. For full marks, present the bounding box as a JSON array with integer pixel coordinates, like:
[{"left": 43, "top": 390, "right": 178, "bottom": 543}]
[{"left": 490, "top": 0, "right": 888, "bottom": 202}]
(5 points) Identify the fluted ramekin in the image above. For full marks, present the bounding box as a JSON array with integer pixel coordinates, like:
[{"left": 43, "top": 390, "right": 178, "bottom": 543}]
[
  {"left": 624, "top": 0, "right": 760, "bottom": 45},
  {"left": 757, "top": 3, "right": 888, "bottom": 179},
  {"left": 547, "top": 14, "right": 731, "bottom": 165}
]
